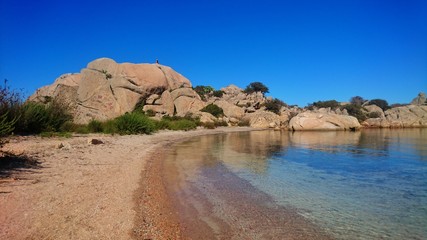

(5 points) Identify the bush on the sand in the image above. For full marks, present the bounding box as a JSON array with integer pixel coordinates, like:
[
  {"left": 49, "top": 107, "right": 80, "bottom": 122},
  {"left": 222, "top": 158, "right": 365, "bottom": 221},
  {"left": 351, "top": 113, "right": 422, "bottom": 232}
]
[
  {"left": 166, "top": 119, "right": 197, "bottom": 131},
  {"left": 87, "top": 120, "right": 103, "bottom": 133},
  {"left": 15, "top": 101, "right": 72, "bottom": 134},
  {"left": 102, "top": 120, "right": 117, "bottom": 134},
  {"left": 114, "top": 112, "right": 156, "bottom": 135}
]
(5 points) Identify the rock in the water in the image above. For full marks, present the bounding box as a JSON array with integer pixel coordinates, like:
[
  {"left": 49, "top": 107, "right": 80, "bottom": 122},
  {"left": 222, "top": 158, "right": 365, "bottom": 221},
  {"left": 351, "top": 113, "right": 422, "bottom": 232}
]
[{"left": 289, "top": 112, "right": 361, "bottom": 131}]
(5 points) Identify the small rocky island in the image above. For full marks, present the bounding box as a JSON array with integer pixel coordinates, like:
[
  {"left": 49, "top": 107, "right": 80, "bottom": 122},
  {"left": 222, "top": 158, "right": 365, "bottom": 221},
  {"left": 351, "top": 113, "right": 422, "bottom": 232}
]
[{"left": 30, "top": 58, "right": 427, "bottom": 130}]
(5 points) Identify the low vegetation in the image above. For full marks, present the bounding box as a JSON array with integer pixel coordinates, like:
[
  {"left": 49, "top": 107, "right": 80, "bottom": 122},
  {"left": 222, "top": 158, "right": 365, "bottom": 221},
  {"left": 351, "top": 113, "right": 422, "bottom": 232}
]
[
  {"left": 193, "top": 85, "right": 214, "bottom": 101},
  {"left": 368, "top": 99, "right": 389, "bottom": 111},
  {"left": 264, "top": 98, "right": 287, "bottom": 114},
  {"left": 201, "top": 103, "right": 224, "bottom": 117},
  {"left": 0, "top": 80, "right": 208, "bottom": 140},
  {"left": 306, "top": 96, "right": 393, "bottom": 123},
  {"left": 308, "top": 100, "right": 340, "bottom": 110}
]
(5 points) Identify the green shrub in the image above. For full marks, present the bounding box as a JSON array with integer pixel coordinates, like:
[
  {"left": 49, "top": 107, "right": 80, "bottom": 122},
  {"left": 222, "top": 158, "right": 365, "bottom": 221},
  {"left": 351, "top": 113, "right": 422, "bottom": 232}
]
[
  {"left": 212, "top": 90, "right": 224, "bottom": 98},
  {"left": 45, "top": 101, "right": 72, "bottom": 131},
  {"left": 74, "top": 125, "right": 89, "bottom": 134},
  {"left": 114, "top": 112, "right": 156, "bottom": 135},
  {"left": 145, "top": 109, "right": 156, "bottom": 117},
  {"left": 59, "top": 121, "right": 78, "bottom": 132},
  {"left": 202, "top": 122, "right": 216, "bottom": 129},
  {"left": 350, "top": 96, "right": 365, "bottom": 106},
  {"left": 0, "top": 79, "right": 23, "bottom": 120},
  {"left": 18, "top": 102, "right": 49, "bottom": 133},
  {"left": 0, "top": 112, "right": 16, "bottom": 136},
  {"left": 193, "top": 85, "right": 214, "bottom": 100},
  {"left": 102, "top": 120, "right": 117, "bottom": 134},
  {"left": 155, "top": 119, "right": 171, "bottom": 130},
  {"left": 87, "top": 120, "right": 103, "bottom": 133},
  {"left": 310, "top": 100, "right": 340, "bottom": 109},
  {"left": 367, "top": 112, "right": 381, "bottom": 118},
  {"left": 167, "top": 119, "right": 197, "bottom": 131},
  {"left": 265, "top": 98, "right": 286, "bottom": 114},
  {"left": 369, "top": 99, "right": 389, "bottom": 111},
  {"left": 238, "top": 119, "right": 250, "bottom": 127},
  {"left": 341, "top": 104, "right": 367, "bottom": 123},
  {"left": 201, "top": 103, "right": 224, "bottom": 117},
  {"left": 215, "top": 120, "right": 229, "bottom": 127},
  {"left": 16, "top": 101, "right": 72, "bottom": 134}
]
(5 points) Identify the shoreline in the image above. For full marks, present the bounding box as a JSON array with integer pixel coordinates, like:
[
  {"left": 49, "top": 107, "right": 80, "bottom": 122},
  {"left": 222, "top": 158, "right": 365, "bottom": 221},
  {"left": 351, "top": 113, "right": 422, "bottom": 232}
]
[
  {"left": 0, "top": 127, "right": 255, "bottom": 239},
  {"left": 143, "top": 130, "right": 334, "bottom": 239},
  {"left": 1, "top": 128, "right": 423, "bottom": 238}
]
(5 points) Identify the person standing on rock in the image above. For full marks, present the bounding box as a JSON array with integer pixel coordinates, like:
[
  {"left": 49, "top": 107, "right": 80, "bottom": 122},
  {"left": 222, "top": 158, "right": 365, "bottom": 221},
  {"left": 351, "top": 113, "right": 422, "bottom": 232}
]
[{"left": 156, "top": 59, "right": 159, "bottom": 64}]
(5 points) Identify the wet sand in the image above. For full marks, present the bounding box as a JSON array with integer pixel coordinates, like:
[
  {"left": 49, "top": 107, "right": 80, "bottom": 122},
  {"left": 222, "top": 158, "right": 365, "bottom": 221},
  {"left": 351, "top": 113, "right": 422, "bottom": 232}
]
[
  {"left": 137, "top": 132, "right": 334, "bottom": 239},
  {"left": 0, "top": 128, "right": 253, "bottom": 239},
  {"left": 1, "top": 127, "right": 333, "bottom": 239}
]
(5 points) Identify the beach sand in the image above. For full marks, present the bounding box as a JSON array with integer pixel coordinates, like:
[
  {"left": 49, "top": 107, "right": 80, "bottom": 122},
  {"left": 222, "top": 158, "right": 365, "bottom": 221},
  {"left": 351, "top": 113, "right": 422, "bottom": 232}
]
[{"left": 0, "top": 127, "right": 332, "bottom": 239}]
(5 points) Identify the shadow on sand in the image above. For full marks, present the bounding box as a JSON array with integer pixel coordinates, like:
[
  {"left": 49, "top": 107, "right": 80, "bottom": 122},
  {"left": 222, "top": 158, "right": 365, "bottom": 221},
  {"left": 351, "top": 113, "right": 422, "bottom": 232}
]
[{"left": 0, "top": 152, "right": 41, "bottom": 179}]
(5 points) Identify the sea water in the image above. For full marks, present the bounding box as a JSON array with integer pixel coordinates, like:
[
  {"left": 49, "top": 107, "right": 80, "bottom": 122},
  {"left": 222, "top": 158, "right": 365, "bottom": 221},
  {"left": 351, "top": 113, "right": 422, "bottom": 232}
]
[{"left": 169, "top": 129, "right": 427, "bottom": 239}]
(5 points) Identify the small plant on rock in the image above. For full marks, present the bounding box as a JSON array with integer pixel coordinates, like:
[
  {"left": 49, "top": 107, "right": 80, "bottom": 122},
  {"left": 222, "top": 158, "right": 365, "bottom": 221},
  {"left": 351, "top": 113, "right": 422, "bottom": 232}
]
[
  {"left": 265, "top": 98, "right": 287, "bottom": 115},
  {"left": 201, "top": 103, "right": 224, "bottom": 118}
]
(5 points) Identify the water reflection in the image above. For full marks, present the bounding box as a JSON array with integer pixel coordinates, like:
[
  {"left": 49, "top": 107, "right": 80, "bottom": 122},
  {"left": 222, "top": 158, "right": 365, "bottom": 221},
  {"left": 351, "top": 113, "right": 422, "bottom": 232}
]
[
  {"left": 167, "top": 129, "right": 427, "bottom": 184},
  {"left": 165, "top": 129, "right": 427, "bottom": 240}
]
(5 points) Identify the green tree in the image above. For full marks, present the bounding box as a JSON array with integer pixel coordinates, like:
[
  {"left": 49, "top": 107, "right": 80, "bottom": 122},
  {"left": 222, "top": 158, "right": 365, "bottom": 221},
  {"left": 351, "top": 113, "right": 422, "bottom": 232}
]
[
  {"left": 369, "top": 99, "right": 389, "bottom": 111},
  {"left": 341, "top": 104, "right": 367, "bottom": 123},
  {"left": 350, "top": 96, "right": 365, "bottom": 106},
  {"left": 244, "top": 82, "right": 269, "bottom": 95},
  {"left": 193, "top": 85, "right": 214, "bottom": 100}
]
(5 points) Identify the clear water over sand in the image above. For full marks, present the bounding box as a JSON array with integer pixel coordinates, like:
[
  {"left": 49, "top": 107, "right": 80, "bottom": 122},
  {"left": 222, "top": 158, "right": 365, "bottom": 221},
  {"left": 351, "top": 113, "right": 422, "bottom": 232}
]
[{"left": 164, "top": 129, "right": 427, "bottom": 239}]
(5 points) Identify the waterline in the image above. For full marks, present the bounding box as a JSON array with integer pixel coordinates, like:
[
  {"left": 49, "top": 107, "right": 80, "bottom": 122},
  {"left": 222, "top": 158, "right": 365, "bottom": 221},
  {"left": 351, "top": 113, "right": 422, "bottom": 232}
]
[{"left": 165, "top": 129, "right": 427, "bottom": 239}]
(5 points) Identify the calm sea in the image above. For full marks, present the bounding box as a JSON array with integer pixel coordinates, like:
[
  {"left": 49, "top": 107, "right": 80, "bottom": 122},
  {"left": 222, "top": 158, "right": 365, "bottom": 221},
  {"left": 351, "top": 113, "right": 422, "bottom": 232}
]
[{"left": 165, "top": 129, "right": 427, "bottom": 239}]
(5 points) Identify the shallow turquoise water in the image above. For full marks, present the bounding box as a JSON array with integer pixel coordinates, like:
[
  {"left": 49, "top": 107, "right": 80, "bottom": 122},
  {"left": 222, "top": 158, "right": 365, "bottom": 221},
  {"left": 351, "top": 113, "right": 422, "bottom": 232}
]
[
  {"left": 222, "top": 129, "right": 427, "bottom": 239},
  {"left": 169, "top": 129, "right": 427, "bottom": 239}
]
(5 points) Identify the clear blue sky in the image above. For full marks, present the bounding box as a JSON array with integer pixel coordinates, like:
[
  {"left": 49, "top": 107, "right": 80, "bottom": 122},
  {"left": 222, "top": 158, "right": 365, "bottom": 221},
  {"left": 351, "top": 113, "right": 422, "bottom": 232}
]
[{"left": 1, "top": 0, "right": 426, "bottom": 107}]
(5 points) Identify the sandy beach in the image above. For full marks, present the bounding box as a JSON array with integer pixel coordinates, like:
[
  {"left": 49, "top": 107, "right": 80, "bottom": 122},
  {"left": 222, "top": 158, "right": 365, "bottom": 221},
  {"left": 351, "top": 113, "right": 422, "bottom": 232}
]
[
  {"left": 0, "top": 127, "right": 254, "bottom": 239},
  {"left": 1, "top": 127, "right": 334, "bottom": 240}
]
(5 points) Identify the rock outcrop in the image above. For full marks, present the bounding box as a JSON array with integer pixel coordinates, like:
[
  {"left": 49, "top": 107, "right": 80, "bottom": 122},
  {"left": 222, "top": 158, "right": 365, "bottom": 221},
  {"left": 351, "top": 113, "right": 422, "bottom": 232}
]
[
  {"left": 362, "top": 97, "right": 427, "bottom": 128},
  {"left": 30, "top": 58, "right": 198, "bottom": 123},
  {"left": 30, "top": 58, "right": 427, "bottom": 130},
  {"left": 411, "top": 92, "right": 426, "bottom": 106},
  {"left": 289, "top": 112, "right": 361, "bottom": 131},
  {"left": 385, "top": 105, "right": 427, "bottom": 127},
  {"left": 242, "top": 111, "right": 283, "bottom": 128}
]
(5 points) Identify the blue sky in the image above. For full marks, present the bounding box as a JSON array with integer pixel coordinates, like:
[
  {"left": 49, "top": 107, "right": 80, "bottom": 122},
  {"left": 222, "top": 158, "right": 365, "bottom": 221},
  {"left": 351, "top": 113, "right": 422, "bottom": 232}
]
[{"left": 1, "top": 0, "right": 426, "bottom": 107}]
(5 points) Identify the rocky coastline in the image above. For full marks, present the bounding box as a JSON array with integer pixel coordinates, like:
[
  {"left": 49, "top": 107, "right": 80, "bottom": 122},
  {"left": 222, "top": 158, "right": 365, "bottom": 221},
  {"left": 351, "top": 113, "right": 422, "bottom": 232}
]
[{"left": 29, "top": 58, "right": 427, "bottom": 131}]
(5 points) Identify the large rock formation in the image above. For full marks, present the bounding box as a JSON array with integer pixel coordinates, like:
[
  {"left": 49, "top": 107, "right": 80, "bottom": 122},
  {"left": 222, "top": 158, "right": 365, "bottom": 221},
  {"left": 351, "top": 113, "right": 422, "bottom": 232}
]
[
  {"left": 362, "top": 93, "right": 427, "bottom": 128},
  {"left": 30, "top": 58, "right": 199, "bottom": 123},
  {"left": 30, "top": 58, "right": 426, "bottom": 130},
  {"left": 289, "top": 112, "right": 361, "bottom": 131}
]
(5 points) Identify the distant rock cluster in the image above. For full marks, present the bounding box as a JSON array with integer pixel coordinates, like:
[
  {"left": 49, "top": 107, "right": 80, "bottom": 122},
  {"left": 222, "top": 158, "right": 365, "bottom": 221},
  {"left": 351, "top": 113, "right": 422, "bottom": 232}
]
[{"left": 30, "top": 58, "right": 427, "bottom": 130}]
